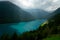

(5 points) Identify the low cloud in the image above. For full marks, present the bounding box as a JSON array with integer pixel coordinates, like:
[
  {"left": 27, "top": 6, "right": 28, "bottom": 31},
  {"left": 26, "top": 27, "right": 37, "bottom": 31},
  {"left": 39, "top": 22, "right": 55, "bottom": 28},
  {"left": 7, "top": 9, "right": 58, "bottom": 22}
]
[{"left": 0, "top": 0, "right": 60, "bottom": 12}]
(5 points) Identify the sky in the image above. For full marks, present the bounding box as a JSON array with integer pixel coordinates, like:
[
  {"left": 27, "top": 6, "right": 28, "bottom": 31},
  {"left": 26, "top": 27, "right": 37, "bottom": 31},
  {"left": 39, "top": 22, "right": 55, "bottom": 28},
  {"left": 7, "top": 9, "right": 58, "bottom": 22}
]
[{"left": 0, "top": 0, "right": 60, "bottom": 12}]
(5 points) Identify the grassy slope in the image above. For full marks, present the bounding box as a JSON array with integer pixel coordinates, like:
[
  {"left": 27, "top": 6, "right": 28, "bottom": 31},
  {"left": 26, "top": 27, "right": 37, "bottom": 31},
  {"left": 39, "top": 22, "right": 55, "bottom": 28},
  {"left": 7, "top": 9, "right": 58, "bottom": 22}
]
[{"left": 43, "top": 34, "right": 60, "bottom": 40}]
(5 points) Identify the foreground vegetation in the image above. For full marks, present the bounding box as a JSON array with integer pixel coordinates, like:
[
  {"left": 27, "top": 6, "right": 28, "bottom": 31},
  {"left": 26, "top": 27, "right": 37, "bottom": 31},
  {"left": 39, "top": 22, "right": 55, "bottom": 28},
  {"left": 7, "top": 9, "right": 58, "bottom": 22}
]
[
  {"left": 0, "top": 13, "right": 60, "bottom": 40},
  {"left": 43, "top": 34, "right": 60, "bottom": 40}
]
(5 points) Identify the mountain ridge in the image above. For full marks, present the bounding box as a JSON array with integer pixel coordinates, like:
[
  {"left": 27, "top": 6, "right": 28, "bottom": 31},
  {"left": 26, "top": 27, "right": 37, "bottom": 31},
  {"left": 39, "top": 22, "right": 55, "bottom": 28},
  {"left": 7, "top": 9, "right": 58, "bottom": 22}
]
[
  {"left": 24, "top": 9, "right": 50, "bottom": 19},
  {"left": 0, "top": 1, "right": 35, "bottom": 24}
]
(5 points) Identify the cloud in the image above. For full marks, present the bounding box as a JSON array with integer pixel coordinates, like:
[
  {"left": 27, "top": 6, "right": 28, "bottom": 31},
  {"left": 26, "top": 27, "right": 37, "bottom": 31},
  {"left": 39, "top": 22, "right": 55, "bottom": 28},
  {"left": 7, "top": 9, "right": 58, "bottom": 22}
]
[
  {"left": 0, "top": 0, "right": 8, "bottom": 1},
  {"left": 0, "top": 0, "right": 60, "bottom": 12},
  {"left": 52, "top": 0, "right": 58, "bottom": 2},
  {"left": 40, "top": 0, "right": 60, "bottom": 12},
  {"left": 44, "top": 0, "right": 60, "bottom": 12},
  {"left": 8, "top": 0, "right": 40, "bottom": 9}
]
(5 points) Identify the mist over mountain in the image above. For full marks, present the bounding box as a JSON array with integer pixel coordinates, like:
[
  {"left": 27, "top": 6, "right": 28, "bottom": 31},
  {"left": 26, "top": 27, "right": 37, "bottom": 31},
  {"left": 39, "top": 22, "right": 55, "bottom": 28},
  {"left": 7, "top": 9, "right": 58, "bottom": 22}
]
[
  {"left": 53, "top": 8, "right": 60, "bottom": 13},
  {"left": 0, "top": 1, "right": 35, "bottom": 24},
  {"left": 24, "top": 9, "right": 50, "bottom": 19},
  {"left": 49, "top": 8, "right": 60, "bottom": 18},
  {"left": 42, "top": 7, "right": 60, "bottom": 19},
  {"left": 0, "top": 1, "right": 59, "bottom": 24},
  {"left": 51, "top": 7, "right": 60, "bottom": 19}
]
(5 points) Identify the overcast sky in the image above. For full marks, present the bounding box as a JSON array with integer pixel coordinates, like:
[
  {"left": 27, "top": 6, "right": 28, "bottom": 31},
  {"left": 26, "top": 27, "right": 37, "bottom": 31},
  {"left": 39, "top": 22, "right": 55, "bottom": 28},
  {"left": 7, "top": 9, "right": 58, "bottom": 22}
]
[{"left": 0, "top": 0, "right": 60, "bottom": 12}]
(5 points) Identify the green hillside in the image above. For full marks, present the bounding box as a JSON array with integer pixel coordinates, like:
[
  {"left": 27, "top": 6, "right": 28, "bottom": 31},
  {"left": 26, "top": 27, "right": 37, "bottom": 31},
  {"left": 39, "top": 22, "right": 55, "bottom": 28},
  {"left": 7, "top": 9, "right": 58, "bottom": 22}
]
[{"left": 43, "top": 34, "right": 60, "bottom": 40}]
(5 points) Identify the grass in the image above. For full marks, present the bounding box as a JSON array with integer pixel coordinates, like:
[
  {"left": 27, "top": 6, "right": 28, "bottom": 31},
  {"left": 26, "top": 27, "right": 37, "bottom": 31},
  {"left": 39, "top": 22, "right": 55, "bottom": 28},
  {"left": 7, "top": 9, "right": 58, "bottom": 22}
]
[{"left": 43, "top": 34, "right": 60, "bottom": 40}]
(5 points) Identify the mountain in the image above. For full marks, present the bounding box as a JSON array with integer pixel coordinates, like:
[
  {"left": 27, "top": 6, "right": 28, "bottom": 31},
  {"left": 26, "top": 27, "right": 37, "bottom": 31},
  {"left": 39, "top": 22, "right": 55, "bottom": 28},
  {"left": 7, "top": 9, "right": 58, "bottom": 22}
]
[
  {"left": 0, "top": 1, "right": 34, "bottom": 24},
  {"left": 53, "top": 8, "right": 60, "bottom": 13},
  {"left": 50, "top": 8, "right": 60, "bottom": 25},
  {"left": 45, "top": 8, "right": 60, "bottom": 19},
  {"left": 51, "top": 8, "right": 60, "bottom": 17},
  {"left": 24, "top": 9, "right": 50, "bottom": 19},
  {"left": 0, "top": 9, "right": 60, "bottom": 40}
]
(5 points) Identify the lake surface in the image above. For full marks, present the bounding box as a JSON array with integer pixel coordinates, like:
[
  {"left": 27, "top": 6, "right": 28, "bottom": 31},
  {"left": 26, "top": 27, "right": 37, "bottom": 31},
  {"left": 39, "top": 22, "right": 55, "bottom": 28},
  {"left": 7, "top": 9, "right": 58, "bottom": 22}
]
[{"left": 0, "top": 19, "right": 46, "bottom": 35}]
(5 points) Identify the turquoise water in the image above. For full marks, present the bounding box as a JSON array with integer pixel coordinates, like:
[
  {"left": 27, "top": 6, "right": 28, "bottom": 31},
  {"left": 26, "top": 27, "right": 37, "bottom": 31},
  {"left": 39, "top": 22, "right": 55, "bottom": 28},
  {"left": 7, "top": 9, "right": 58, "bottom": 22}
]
[{"left": 0, "top": 19, "right": 46, "bottom": 34}]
